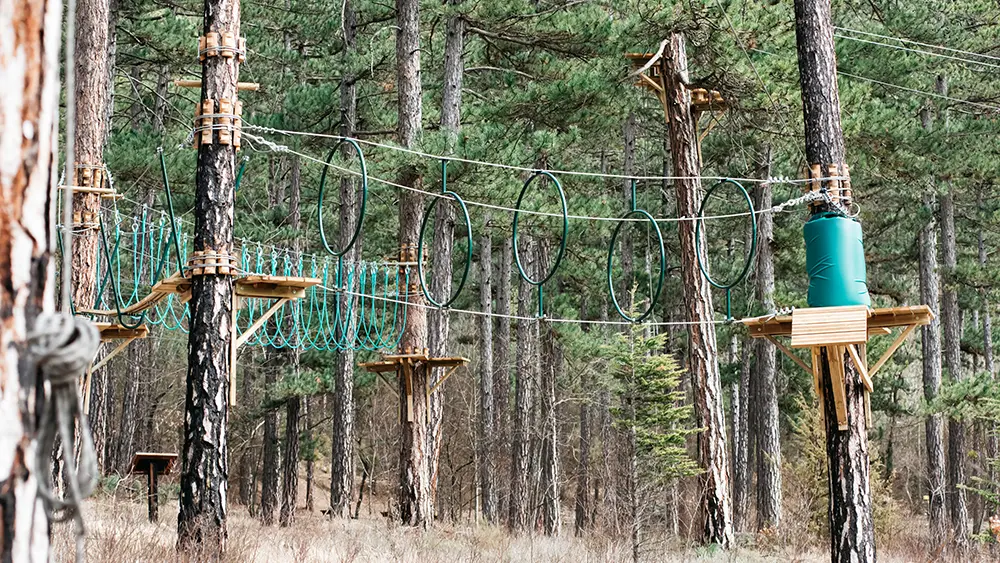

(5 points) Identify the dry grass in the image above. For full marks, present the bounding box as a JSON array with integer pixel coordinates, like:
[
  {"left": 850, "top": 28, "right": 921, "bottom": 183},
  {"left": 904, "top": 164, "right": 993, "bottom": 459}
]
[{"left": 50, "top": 495, "right": 996, "bottom": 562}]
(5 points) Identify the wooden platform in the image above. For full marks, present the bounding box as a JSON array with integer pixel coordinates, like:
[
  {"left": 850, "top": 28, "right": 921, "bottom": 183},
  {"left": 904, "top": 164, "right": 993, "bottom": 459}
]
[
  {"left": 742, "top": 305, "right": 933, "bottom": 337},
  {"left": 95, "top": 322, "right": 149, "bottom": 341},
  {"left": 743, "top": 305, "right": 933, "bottom": 430},
  {"left": 360, "top": 349, "right": 470, "bottom": 422}
]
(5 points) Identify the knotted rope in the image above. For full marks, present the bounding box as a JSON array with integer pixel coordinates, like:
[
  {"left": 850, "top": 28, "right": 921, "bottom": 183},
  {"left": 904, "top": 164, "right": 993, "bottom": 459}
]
[{"left": 28, "top": 313, "right": 100, "bottom": 563}]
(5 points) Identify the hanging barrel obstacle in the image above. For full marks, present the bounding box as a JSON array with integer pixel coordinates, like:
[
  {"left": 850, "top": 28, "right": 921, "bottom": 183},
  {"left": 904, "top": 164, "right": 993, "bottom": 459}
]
[
  {"left": 607, "top": 179, "right": 666, "bottom": 323},
  {"left": 512, "top": 170, "right": 569, "bottom": 318},
  {"left": 417, "top": 160, "right": 473, "bottom": 308},
  {"left": 742, "top": 163, "right": 930, "bottom": 429},
  {"left": 694, "top": 179, "right": 758, "bottom": 320}
]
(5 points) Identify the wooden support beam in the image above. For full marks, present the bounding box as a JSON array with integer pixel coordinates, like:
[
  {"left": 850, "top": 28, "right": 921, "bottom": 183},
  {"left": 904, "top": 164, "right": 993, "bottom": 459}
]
[
  {"left": 765, "top": 335, "right": 812, "bottom": 375},
  {"left": 427, "top": 364, "right": 463, "bottom": 397},
  {"left": 375, "top": 371, "right": 400, "bottom": 398},
  {"left": 812, "top": 346, "right": 824, "bottom": 426},
  {"left": 868, "top": 323, "right": 918, "bottom": 378},
  {"left": 90, "top": 337, "right": 136, "bottom": 373},
  {"left": 401, "top": 359, "right": 414, "bottom": 423},
  {"left": 847, "top": 344, "right": 872, "bottom": 392},
  {"left": 234, "top": 298, "right": 288, "bottom": 349},
  {"left": 828, "top": 345, "right": 849, "bottom": 431},
  {"left": 174, "top": 79, "right": 260, "bottom": 91},
  {"left": 230, "top": 295, "right": 240, "bottom": 407}
]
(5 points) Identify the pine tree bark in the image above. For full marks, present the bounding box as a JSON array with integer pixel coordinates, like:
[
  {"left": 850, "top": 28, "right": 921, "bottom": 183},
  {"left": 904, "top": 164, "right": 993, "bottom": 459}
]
[
  {"left": 260, "top": 367, "right": 280, "bottom": 525},
  {"left": 0, "top": 1, "right": 60, "bottom": 554},
  {"left": 919, "top": 192, "right": 948, "bottom": 548},
  {"left": 539, "top": 254, "right": 560, "bottom": 536},
  {"left": 575, "top": 306, "right": 592, "bottom": 536},
  {"left": 941, "top": 192, "right": 969, "bottom": 543},
  {"left": 329, "top": 0, "right": 358, "bottom": 518},
  {"left": 660, "top": 33, "right": 733, "bottom": 547},
  {"left": 753, "top": 154, "right": 782, "bottom": 532},
  {"left": 792, "top": 1, "right": 875, "bottom": 559},
  {"left": 177, "top": 0, "right": 240, "bottom": 550},
  {"left": 494, "top": 237, "right": 513, "bottom": 518},
  {"left": 478, "top": 214, "right": 498, "bottom": 524},
  {"left": 508, "top": 238, "right": 535, "bottom": 533},
  {"left": 732, "top": 338, "right": 751, "bottom": 532},
  {"left": 395, "top": 0, "right": 433, "bottom": 527},
  {"left": 280, "top": 397, "right": 300, "bottom": 527}
]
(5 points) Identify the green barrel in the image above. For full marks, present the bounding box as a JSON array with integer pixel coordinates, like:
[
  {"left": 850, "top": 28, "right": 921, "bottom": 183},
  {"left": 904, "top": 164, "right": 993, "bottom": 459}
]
[{"left": 803, "top": 212, "right": 871, "bottom": 308}]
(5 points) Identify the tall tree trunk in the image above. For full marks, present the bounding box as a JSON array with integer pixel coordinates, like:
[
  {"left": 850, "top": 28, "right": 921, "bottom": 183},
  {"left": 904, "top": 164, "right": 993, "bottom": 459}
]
[
  {"left": 980, "top": 188, "right": 998, "bottom": 526},
  {"left": 732, "top": 337, "right": 750, "bottom": 532},
  {"left": 280, "top": 397, "right": 300, "bottom": 527},
  {"left": 919, "top": 97, "right": 948, "bottom": 550},
  {"left": 153, "top": 65, "right": 169, "bottom": 134},
  {"left": 114, "top": 338, "right": 148, "bottom": 474},
  {"left": 260, "top": 368, "right": 280, "bottom": 525},
  {"left": 329, "top": 0, "right": 358, "bottom": 518},
  {"left": 620, "top": 112, "right": 637, "bottom": 309},
  {"left": 395, "top": 0, "right": 433, "bottom": 527},
  {"left": 74, "top": 0, "right": 114, "bottom": 473},
  {"left": 660, "top": 34, "right": 733, "bottom": 547},
  {"left": 575, "top": 307, "right": 592, "bottom": 535},
  {"left": 494, "top": 237, "right": 513, "bottom": 518},
  {"left": 508, "top": 239, "right": 535, "bottom": 533},
  {"left": 0, "top": 0, "right": 60, "bottom": 554},
  {"left": 753, "top": 150, "right": 782, "bottom": 532},
  {"left": 941, "top": 192, "right": 969, "bottom": 543},
  {"left": 177, "top": 0, "right": 241, "bottom": 550},
  {"left": 792, "top": 1, "right": 875, "bottom": 560},
  {"left": 539, "top": 277, "right": 560, "bottom": 534},
  {"left": 478, "top": 214, "right": 498, "bottom": 524}
]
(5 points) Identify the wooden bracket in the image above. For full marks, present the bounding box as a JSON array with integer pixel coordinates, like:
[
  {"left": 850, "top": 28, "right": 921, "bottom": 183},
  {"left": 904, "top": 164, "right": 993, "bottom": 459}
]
[
  {"left": 193, "top": 98, "right": 243, "bottom": 150},
  {"left": 869, "top": 323, "right": 918, "bottom": 378},
  {"left": 765, "top": 334, "right": 812, "bottom": 375},
  {"left": 199, "top": 32, "right": 246, "bottom": 62},
  {"left": 235, "top": 298, "right": 289, "bottom": 349},
  {"left": 186, "top": 248, "right": 238, "bottom": 277},
  {"left": 827, "top": 345, "right": 849, "bottom": 431},
  {"left": 804, "top": 163, "right": 852, "bottom": 210}
]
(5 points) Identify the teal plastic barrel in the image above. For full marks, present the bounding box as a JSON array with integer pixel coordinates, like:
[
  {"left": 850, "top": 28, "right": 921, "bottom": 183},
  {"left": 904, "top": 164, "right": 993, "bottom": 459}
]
[{"left": 803, "top": 213, "right": 871, "bottom": 307}]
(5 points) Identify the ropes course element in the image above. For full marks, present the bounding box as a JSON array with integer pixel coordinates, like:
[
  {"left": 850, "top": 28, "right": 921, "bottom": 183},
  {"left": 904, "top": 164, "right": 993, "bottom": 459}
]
[
  {"left": 608, "top": 180, "right": 665, "bottom": 323},
  {"left": 318, "top": 139, "right": 367, "bottom": 257},
  {"left": 418, "top": 160, "right": 473, "bottom": 308},
  {"left": 695, "top": 179, "right": 758, "bottom": 320},
  {"left": 512, "top": 170, "right": 568, "bottom": 318}
]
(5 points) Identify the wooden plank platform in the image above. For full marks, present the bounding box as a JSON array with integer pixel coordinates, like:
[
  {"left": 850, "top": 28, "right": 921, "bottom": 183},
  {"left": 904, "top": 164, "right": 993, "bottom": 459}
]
[
  {"left": 743, "top": 305, "right": 933, "bottom": 338},
  {"left": 94, "top": 322, "right": 149, "bottom": 341}
]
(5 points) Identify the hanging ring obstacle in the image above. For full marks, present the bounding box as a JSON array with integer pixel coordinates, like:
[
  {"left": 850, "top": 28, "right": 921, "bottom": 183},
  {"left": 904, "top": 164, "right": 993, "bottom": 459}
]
[
  {"left": 318, "top": 138, "right": 368, "bottom": 257},
  {"left": 512, "top": 170, "right": 569, "bottom": 317},
  {"left": 694, "top": 179, "right": 758, "bottom": 320},
  {"left": 418, "top": 161, "right": 473, "bottom": 308},
  {"left": 607, "top": 180, "right": 666, "bottom": 323}
]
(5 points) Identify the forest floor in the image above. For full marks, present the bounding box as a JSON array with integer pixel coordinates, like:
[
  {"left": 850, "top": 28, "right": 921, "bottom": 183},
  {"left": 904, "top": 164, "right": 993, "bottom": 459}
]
[{"left": 49, "top": 494, "right": 961, "bottom": 562}]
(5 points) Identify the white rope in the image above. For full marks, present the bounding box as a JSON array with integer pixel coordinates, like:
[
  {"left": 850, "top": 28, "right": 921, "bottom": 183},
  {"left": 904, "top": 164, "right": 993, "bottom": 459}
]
[
  {"left": 242, "top": 131, "right": 828, "bottom": 224},
  {"left": 834, "top": 26, "right": 1000, "bottom": 64},
  {"left": 321, "top": 283, "right": 732, "bottom": 327},
  {"left": 245, "top": 124, "right": 847, "bottom": 186},
  {"left": 834, "top": 33, "right": 1000, "bottom": 71},
  {"left": 838, "top": 71, "right": 1000, "bottom": 113}
]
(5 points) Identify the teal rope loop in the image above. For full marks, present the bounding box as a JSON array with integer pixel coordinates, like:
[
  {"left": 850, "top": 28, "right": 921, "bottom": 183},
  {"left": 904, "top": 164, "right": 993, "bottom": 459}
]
[
  {"left": 607, "top": 181, "right": 666, "bottom": 322},
  {"left": 318, "top": 139, "right": 368, "bottom": 257},
  {"left": 694, "top": 179, "right": 758, "bottom": 319},
  {"left": 417, "top": 161, "right": 473, "bottom": 308}
]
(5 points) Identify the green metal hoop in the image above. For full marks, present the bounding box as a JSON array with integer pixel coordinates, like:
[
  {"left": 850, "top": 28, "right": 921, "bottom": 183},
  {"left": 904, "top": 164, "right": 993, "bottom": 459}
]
[
  {"left": 417, "top": 190, "right": 473, "bottom": 308},
  {"left": 511, "top": 171, "right": 568, "bottom": 287},
  {"left": 694, "top": 179, "right": 758, "bottom": 290},
  {"left": 607, "top": 208, "right": 666, "bottom": 323},
  {"left": 318, "top": 139, "right": 368, "bottom": 257}
]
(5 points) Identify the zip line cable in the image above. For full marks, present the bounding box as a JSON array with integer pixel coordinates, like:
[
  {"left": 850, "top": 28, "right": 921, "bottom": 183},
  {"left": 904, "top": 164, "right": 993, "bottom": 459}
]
[
  {"left": 834, "top": 26, "right": 1000, "bottom": 64},
  {"left": 838, "top": 71, "right": 1000, "bottom": 113},
  {"left": 244, "top": 124, "right": 844, "bottom": 186},
  {"left": 242, "top": 130, "right": 827, "bottom": 224},
  {"left": 834, "top": 33, "right": 1000, "bottom": 71}
]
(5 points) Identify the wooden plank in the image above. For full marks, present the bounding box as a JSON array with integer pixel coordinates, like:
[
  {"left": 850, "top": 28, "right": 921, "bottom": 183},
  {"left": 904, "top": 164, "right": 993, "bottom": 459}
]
[
  {"left": 828, "top": 346, "right": 849, "bottom": 431},
  {"left": 174, "top": 79, "right": 260, "bottom": 91},
  {"left": 811, "top": 346, "right": 824, "bottom": 427},
  {"left": 95, "top": 322, "right": 149, "bottom": 341},
  {"left": 791, "top": 306, "right": 869, "bottom": 348},
  {"left": 869, "top": 323, "right": 918, "bottom": 378},
  {"left": 91, "top": 338, "right": 135, "bottom": 373},
  {"left": 239, "top": 275, "right": 321, "bottom": 289},
  {"left": 230, "top": 294, "right": 239, "bottom": 407},
  {"left": 359, "top": 360, "right": 400, "bottom": 373},
  {"left": 401, "top": 359, "right": 414, "bottom": 423},
  {"left": 236, "top": 284, "right": 306, "bottom": 299},
  {"left": 847, "top": 344, "right": 872, "bottom": 392},
  {"left": 764, "top": 335, "right": 811, "bottom": 375},
  {"left": 235, "top": 298, "right": 288, "bottom": 349}
]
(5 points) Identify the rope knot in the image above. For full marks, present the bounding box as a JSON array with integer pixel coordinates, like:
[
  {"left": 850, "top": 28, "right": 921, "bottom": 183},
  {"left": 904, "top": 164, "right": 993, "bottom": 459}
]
[{"left": 28, "top": 313, "right": 100, "bottom": 387}]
